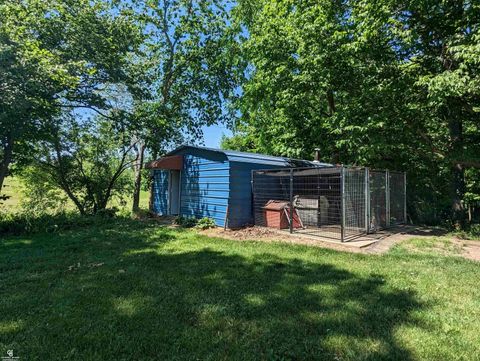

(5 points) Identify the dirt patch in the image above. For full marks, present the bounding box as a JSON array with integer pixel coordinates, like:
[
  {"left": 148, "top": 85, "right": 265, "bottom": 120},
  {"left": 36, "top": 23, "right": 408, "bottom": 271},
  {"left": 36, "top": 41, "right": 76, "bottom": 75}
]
[
  {"left": 369, "top": 232, "right": 480, "bottom": 262},
  {"left": 200, "top": 225, "right": 480, "bottom": 261},
  {"left": 142, "top": 215, "right": 479, "bottom": 261},
  {"left": 201, "top": 227, "right": 368, "bottom": 254},
  {"left": 459, "top": 240, "right": 480, "bottom": 261}
]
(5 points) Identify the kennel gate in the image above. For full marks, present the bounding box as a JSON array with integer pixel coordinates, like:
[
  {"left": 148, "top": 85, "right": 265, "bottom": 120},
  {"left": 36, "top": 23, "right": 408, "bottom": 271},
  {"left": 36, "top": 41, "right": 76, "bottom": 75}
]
[{"left": 252, "top": 166, "right": 406, "bottom": 242}]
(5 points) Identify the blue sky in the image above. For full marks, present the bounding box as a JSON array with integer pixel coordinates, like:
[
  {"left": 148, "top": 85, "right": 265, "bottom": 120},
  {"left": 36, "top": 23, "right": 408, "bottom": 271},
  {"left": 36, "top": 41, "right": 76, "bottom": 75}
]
[
  {"left": 75, "top": 104, "right": 233, "bottom": 148},
  {"left": 201, "top": 124, "right": 232, "bottom": 148}
]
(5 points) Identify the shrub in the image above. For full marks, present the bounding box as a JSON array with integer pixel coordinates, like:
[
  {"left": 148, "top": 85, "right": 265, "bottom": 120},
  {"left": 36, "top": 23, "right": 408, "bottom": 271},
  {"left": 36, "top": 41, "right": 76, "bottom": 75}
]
[
  {"left": 195, "top": 217, "right": 216, "bottom": 230},
  {"left": 455, "top": 224, "right": 480, "bottom": 240},
  {"left": 96, "top": 207, "right": 118, "bottom": 218},
  {"left": 0, "top": 209, "right": 127, "bottom": 236},
  {"left": 174, "top": 216, "right": 198, "bottom": 228}
]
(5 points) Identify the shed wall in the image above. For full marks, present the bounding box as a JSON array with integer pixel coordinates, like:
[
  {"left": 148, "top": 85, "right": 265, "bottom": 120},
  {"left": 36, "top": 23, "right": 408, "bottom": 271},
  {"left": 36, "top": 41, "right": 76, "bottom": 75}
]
[
  {"left": 151, "top": 146, "right": 312, "bottom": 229},
  {"left": 178, "top": 149, "right": 230, "bottom": 227},
  {"left": 152, "top": 170, "right": 169, "bottom": 215},
  {"left": 228, "top": 161, "right": 288, "bottom": 228}
]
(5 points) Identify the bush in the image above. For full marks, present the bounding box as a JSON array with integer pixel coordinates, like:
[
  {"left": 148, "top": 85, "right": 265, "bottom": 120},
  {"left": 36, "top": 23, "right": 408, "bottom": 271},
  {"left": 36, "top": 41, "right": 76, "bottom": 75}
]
[
  {"left": 173, "top": 216, "right": 216, "bottom": 229},
  {"left": 195, "top": 217, "right": 216, "bottom": 230},
  {"left": 174, "top": 216, "right": 198, "bottom": 228},
  {"left": 0, "top": 209, "right": 126, "bottom": 236},
  {"left": 96, "top": 207, "right": 118, "bottom": 218},
  {"left": 455, "top": 224, "right": 480, "bottom": 240}
]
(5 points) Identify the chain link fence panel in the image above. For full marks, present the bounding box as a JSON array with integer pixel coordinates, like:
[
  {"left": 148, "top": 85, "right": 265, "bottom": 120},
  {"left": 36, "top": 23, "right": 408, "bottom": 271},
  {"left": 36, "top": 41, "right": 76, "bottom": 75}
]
[{"left": 252, "top": 166, "right": 406, "bottom": 242}]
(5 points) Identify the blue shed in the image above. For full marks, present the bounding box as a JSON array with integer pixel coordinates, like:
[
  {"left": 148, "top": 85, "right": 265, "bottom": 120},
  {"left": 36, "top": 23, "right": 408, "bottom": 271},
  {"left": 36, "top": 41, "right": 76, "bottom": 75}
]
[{"left": 146, "top": 145, "right": 327, "bottom": 228}]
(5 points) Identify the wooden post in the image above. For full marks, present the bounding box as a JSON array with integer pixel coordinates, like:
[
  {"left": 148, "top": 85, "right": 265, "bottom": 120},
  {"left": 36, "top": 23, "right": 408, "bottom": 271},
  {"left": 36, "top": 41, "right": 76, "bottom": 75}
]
[{"left": 224, "top": 205, "right": 229, "bottom": 230}]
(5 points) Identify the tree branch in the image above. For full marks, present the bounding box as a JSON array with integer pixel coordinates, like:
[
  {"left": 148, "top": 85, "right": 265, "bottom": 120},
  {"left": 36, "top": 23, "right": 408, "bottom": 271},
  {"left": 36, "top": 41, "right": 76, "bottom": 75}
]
[
  {"left": 453, "top": 160, "right": 480, "bottom": 169},
  {"left": 58, "top": 103, "right": 116, "bottom": 120}
]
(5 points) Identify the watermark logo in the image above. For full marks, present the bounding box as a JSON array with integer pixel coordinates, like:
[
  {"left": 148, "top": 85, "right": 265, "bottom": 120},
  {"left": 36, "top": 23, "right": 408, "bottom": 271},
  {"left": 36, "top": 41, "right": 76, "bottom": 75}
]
[{"left": 2, "top": 350, "right": 19, "bottom": 360}]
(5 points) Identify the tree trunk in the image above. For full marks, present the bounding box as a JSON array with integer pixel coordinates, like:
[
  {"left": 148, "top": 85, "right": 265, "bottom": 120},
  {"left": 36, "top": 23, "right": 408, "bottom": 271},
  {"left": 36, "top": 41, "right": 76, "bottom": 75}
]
[
  {"left": 449, "top": 116, "right": 466, "bottom": 229},
  {"left": 326, "top": 89, "right": 341, "bottom": 163},
  {"left": 326, "top": 89, "right": 336, "bottom": 116},
  {"left": 132, "top": 142, "right": 146, "bottom": 213},
  {"left": 148, "top": 149, "right": 158, "bottom": 213},
  {"left": 0, "top": 133, "right": 14, "bottom": 196},
  {"left": 59, "top": 179, "right": 87, "bottom": 215},
  {"left": 53, "top": 138, "right": 87, "bottom": 215}
]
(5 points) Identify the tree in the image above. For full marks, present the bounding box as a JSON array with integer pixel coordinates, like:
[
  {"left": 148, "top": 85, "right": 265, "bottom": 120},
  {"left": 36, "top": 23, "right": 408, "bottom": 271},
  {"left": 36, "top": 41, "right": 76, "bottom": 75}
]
[
  {"left": 0, "top": 16, "right": 55, "bottom": 197},
  {"left": 32, "top": 116, "right": 136, "bottom": 215},
  {"left": 390, "top": 0, "right": 480, "bottom": 226},
  {"left": 128, "top": 0, "right": 242, "bottom": 212},
  {"left": 227, "top": 0, "right": 480, "bottom": 227},
  {"left": 0, "top": 0, "right": 141, "bottom": 199}
]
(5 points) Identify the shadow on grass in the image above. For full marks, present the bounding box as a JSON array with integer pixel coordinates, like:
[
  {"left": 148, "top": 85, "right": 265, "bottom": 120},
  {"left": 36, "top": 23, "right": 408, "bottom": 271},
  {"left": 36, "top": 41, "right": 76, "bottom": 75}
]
[{"left": 0, "top": 222, "right": 426, "bottom": 360}]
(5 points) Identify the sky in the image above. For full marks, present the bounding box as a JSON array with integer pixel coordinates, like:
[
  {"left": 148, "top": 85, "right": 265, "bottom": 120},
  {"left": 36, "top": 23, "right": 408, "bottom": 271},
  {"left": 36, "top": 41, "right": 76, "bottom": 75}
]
[
  {"left": 201, "top": 124, "right": 232, "bottom": 148},
  {"left": 75, "top": 105, "right": 233, "bottom": 149}
]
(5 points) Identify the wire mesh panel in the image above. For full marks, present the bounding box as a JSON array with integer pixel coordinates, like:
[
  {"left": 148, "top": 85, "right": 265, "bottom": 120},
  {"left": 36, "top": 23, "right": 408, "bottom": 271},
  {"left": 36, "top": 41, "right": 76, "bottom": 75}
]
[
  {"left": 252, "top": 169, "right": 291, "bottom": 227},
  {"left": 389, "top": 171, "right": 406, "bottom": 224},
  {"left": 291, "top": 167, "right": 342, "bottom": 240},
  {"left": 252, "top": 166, "right": 406, "bottom": 242},
  {"left": 369, "top": 170, "right": 387, "bottom": 231},
  {"left": 343, "top": 168, "right": 367, "bottom": 239}
]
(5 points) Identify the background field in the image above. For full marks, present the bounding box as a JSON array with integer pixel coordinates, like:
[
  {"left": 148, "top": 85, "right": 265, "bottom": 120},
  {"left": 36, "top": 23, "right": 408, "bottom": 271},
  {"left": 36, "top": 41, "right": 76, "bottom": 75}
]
[{"left": 0, "top": 176, "right": 149, "bottom": 214}]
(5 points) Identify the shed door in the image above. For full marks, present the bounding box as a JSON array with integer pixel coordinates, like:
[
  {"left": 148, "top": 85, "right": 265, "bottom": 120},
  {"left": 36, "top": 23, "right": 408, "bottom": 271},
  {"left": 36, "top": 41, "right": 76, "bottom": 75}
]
[{"left": 169, "top": 170, "right": 181, "bottom": 215}]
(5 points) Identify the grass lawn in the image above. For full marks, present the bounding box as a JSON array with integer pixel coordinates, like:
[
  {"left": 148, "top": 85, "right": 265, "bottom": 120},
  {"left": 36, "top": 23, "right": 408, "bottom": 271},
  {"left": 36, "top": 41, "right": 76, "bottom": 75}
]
[
  {"left": 1, "top": 177, "right": 24, "bottom": 212},
  {"left": 0, "top": 176, "right": 150, "bottom": 213},
  {"left": 1, "top": 220, "right": 479, "bottom": 360}
]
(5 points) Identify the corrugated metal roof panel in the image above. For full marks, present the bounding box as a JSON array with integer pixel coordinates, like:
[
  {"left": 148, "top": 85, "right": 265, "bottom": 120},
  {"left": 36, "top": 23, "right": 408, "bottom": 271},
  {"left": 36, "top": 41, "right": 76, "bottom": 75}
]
[{"left": 166, "top": 145, "right": 332, "bottom": 168}]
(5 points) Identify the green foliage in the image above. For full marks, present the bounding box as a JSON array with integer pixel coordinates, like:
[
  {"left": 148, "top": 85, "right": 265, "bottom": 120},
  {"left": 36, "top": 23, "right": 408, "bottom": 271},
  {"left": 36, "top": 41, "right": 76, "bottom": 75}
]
[
  {"left": 0, "top": 209, "right": 123, "bottom": 236},
  {"left": 29, "top": 116, "right": 135, "bottom": 215},
  {"left": 195, "top": 217, "right": 217, "bottom": 230},
  {"left": 174, "top": 216, "right": 216, "bottom": 229},
  {"left": 0, "top": 0, "right": 142, "bottom": 197},
  {"left": 454, "top": 224, "right": 480, "bottom": 241},
  {"left": 174, "top": 216, "right": 199, "bottom": 228},
  {"left": 220, "top": 132, "right": 259, "bottom": 153},
  {"left": 126, "top": 0, "right": 242, "bottom": 157},
  {"left": 18, "top": 166, "right": 69, "bottom": 215},
  {"left": 228, "top": 0, "right": 480, "bottom": 228}
]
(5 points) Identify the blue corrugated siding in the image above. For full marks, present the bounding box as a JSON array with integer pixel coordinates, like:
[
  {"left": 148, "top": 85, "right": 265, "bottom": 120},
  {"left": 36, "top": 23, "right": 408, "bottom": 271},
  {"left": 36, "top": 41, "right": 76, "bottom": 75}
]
[
  {"left": 178, "top": 149, "right": 229, "bottom": 227},
  {"left": 152, "top": 170, "right": 169, "bottom": 215},
  {"left": 228, "top": 161, "right": 287, "bottom": 228},
  {"left": 151, "top": 146, "right": 330, "bottom": 229}
]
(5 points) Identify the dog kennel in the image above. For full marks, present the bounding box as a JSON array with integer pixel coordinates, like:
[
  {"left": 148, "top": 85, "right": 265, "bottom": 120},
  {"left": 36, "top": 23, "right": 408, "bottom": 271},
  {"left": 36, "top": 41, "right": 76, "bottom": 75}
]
[{"left": 252, "top": 166, "right": 406, "bottom": 242}]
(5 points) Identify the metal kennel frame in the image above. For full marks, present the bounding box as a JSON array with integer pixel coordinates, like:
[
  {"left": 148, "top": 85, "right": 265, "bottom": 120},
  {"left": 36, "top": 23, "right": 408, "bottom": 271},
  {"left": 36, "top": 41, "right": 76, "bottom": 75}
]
[{"left": 252, "top": 166, "right": 406, "bottom": 242}]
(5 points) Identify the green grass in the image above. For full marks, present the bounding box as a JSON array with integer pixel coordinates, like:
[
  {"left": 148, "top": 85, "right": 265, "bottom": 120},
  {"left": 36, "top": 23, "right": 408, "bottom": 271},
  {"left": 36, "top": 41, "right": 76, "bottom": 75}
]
[
  {"left": 0, "top": 175, "right": 149, "bottom": 213},
  {"left": 1, "top": 221, "right": 480, "bottom": 360},
  {"left": 1, "top": 177, "right": 24, "bottom": 211}
]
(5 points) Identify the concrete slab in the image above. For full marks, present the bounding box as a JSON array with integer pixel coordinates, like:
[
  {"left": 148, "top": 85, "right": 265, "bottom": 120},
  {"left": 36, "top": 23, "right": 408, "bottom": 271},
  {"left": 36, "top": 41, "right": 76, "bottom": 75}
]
[{"left": 278, "top": 229, "right": 379, "bottom": 248}]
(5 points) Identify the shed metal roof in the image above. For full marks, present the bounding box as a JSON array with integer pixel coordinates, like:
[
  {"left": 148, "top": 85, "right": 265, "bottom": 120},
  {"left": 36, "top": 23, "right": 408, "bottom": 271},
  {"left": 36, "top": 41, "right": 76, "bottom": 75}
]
[{"left": 166, "top": 145, "right": 332, "bottom": 168}]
